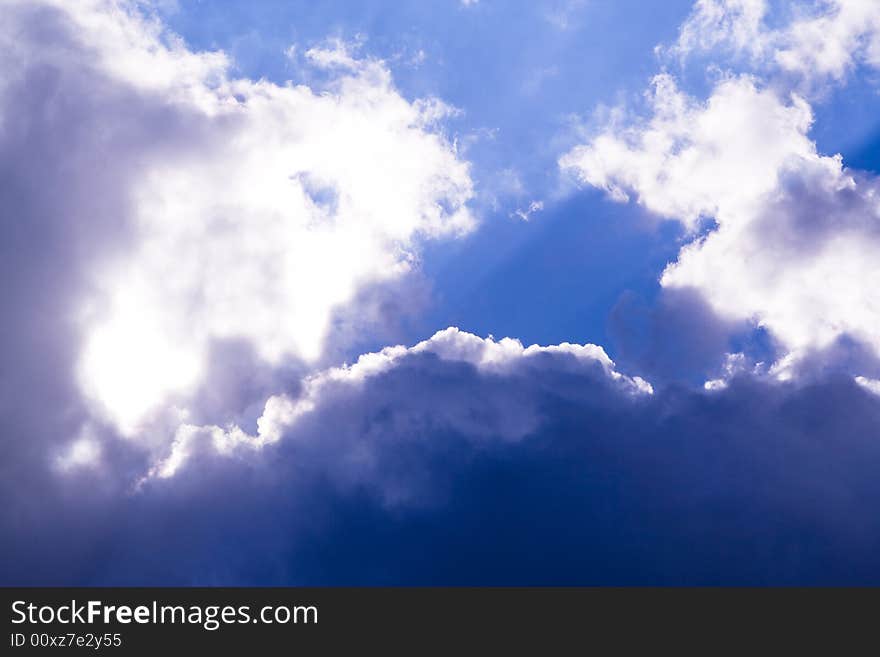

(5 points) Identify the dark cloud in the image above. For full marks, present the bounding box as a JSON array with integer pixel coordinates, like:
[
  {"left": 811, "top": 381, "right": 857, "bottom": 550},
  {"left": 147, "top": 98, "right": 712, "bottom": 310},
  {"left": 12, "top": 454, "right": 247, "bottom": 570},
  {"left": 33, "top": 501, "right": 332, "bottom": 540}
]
[
  {"left": 4, "top": 342, "right": 880, "bottom": 585},
  {"left": 608, "top": 287, "right": 747, "bottom": 384}
]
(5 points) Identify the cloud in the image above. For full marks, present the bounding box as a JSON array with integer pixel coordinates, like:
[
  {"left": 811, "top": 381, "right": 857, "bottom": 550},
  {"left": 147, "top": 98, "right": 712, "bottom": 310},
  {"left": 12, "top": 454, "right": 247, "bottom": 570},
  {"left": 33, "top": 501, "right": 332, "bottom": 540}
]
[
  {"left": 561, "top": 4, "right": 880, "bottom": 376},
  {"left": 672, "top": 0, "right": 768, "bottom": 63},
  {"left": 855, "top": 375, "right": 880, "bottom": 396},
  {"left": 304, "top": 37, "right": 364, "bottom": 70},
  {"left": 608, "top": 287, "right": 746, "bottom": 384},
  {"left": 560, "top": 74, "right": 823, "bottom": 231},
  {"left": 128, "top": 336, "right": 880, "bottom": 585},
  {"left": 147, "top": 327, "right": 652, "bottom": 482},
  {"left": 671, "top": 0, "right": 880, "bottom": 88},
  {"left": 52, "top": 426, "right": 103, "bottom": 473},
  {"left": 510, "top": 200, "right": 545, "bottom": 221},
  {"left": 0, "top": 1, "right": 474, "bottom": 437},
  {"left": 4, "top": 324, "right": 880, "bottom": 584},
  {"left": 4, "top": 0, "right": 880, "bottom": 588}
]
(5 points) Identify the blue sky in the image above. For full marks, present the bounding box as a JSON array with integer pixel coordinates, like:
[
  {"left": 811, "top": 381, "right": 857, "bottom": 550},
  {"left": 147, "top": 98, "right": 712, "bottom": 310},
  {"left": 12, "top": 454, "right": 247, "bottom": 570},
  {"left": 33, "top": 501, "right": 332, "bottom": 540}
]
[{"left": 3, "top": 0, "right": 880, "bottom": 584}]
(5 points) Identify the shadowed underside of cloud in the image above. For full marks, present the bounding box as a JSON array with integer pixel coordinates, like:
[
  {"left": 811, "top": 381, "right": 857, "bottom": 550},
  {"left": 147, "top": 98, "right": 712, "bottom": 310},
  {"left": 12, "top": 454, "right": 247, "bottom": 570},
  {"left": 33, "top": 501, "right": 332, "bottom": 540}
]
[
  {"left": 3, "top": 327, "right": 880, "bottom": 585},
  {"left": 607, "top": 287, "right": 750, "bottom": 384}
]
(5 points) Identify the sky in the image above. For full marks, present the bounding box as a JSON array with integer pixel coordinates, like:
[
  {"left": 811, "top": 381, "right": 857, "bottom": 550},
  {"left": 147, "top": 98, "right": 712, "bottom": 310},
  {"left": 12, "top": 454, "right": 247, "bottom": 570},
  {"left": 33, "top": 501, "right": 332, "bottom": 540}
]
[{"left": 2, "top": 0, "right": 880, "bottom": 584}]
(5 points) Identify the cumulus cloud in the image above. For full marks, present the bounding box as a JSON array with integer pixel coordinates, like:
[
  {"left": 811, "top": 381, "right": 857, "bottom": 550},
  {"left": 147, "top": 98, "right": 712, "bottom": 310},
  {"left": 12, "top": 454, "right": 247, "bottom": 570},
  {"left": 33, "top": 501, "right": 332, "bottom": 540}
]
[
  {"left": 560, "top": 74, "right": 823, "bottom": 231},
  {"left": 0, "top": 0, "right": 474, "bottom": 437},
  {"left": 5, "top": 326, "right": 880, "bottom": 584},
  {"left": 4, "top": 0, "right": 880, "bottom": 589},
  {"left": 562, "top": 1, "right": 880, "bottom": 375},
  {"left": 147, "top": 327, "right": 652, "bottom": 482}
]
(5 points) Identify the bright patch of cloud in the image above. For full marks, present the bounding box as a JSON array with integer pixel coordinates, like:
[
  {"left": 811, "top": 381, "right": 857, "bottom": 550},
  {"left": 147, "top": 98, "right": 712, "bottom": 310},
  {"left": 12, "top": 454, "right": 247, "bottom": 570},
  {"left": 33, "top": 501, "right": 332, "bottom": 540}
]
[
  {"left": 854, "top": 375, "right": 880, "bottom": 397},
  {"left": 2, "top": 1, "right": 474, "bottom": 436}
]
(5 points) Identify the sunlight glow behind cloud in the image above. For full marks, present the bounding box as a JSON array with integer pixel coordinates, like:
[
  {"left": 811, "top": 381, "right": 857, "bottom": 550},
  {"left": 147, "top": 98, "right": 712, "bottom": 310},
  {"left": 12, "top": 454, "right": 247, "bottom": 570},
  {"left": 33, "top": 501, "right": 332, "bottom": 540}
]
[{"left": 2, "top": 0, "right": 474, "bottom": 434}]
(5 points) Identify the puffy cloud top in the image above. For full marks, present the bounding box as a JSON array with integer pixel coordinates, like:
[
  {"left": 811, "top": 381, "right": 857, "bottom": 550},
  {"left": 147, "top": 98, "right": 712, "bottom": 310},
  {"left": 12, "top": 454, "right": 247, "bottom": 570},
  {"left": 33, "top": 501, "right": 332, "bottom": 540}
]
[
  {"left": 148, "top": 327, "right": 652, "bottom": 480},
  {"left": 6, "top": 320, "right": 880, "bottom": 585}
]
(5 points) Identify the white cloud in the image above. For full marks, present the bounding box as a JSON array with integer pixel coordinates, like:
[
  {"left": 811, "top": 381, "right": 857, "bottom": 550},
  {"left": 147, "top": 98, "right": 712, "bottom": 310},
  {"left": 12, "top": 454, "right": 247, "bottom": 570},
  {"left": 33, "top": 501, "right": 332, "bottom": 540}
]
[
  {"left": 673, "top": 0, "right": 768, "bottom": 63},
  {"left": 560, "top": 74, "right": 822, "bottom": 231},
  {"left": 562, "top": 26, "right": 880, "bottom": 373},
  {"left": 304, "top": 37, "right": 363, "bottom": 70},
  {"left": 775, "top": 0, "right": 880, "bottom": 81},
  {"left": 671, "top": 0, "right": 880, "bottom": 87},
  {"left": 510, "top": 200, "right": 545, "bottom": 221},
  {"left": 53, "top": 426, "right": 103, "bottom": 473},
  {"left": 2, "top": 1, "right": 474, "bottom": 435},
  {"left": 148, "top": 327, "right": 653, "bottom": 479},
  {"left": 855, "top": 375, "right": 880, "bottom": 396}
]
